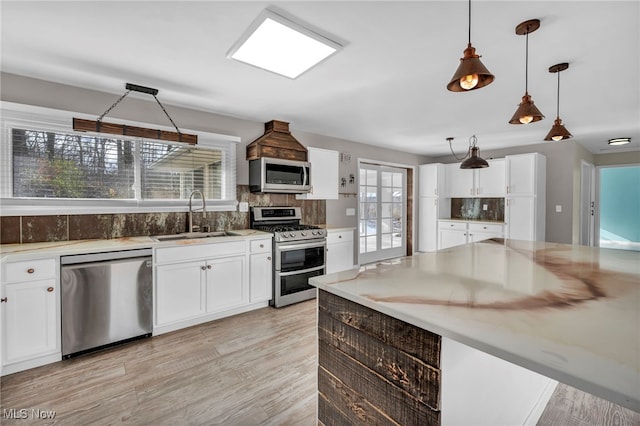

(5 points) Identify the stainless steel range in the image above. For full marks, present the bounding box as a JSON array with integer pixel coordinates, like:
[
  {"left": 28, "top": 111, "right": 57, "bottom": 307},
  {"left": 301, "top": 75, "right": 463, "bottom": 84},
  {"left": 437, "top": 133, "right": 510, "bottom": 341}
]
[{"left": 251, "top": 206, "right": 326, "bottom": 308}]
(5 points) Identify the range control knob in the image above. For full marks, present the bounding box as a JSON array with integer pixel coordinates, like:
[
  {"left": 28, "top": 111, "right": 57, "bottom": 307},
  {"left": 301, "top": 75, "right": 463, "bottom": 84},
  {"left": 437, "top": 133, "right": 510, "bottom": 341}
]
[
  {"left": 312, "top": 231, "right": 318, "bottom": 235},
  {"left": 301, "top": 232, "right": 307, "bottom": 236}
]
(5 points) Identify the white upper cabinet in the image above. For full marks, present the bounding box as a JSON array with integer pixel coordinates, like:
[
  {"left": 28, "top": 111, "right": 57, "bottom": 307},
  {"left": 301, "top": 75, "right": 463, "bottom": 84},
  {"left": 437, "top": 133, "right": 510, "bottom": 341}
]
[
  {"left": 445, "top": 159, "right": 505, "bottom": 198},
  {"left": 445, "top": 163, "right": 475, "bottom": 197},
  {"left": 476, "top": 159, "right": 505, "bottom": 197},
  {"left": 419, "top": 163, "right": 445, "bottom": 197},
  {"left": 296, "top": 147, "right": 339, "bottom": 200},
  {"left": 505, "top": 153, "right": 545, "bottom": 197}
]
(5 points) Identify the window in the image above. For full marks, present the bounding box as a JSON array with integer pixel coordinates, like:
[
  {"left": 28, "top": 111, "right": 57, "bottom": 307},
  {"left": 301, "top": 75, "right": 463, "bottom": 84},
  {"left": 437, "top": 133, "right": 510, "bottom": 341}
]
[{"left": 1, "top": 103, "right": 239, "bottom": 214}]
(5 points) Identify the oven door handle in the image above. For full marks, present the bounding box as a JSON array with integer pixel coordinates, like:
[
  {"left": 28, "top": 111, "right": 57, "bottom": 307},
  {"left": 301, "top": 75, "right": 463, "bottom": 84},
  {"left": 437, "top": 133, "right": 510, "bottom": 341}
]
[
  {"left": 277, "top": 241, "right": 326, "bottom": 251},
  {"left": 277, "top": 265, "right": 325, "bottom": 277}
]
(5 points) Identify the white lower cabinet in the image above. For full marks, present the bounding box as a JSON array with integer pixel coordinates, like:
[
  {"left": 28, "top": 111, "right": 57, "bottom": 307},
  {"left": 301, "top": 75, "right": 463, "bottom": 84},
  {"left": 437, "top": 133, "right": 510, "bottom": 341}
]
[
  {"left": 438, "top": 221, "right": 504, "bottom": 250},
  {"left": 249, "top": 238, "right": 272, "bottom": 303},
  {"left": 439, "top": 223, "right": 469, "bottom": 250},
  {"left": 326, "top": 229, "right": 355, "bottom": 274},
  {"left": 506, "top": 197, "right": 536, "bottom": 241},
  {"left": 1, "top": 258, "right": 60, "bottom": 375},
  {"left": 154, "top": 237, "right": 271, "bottom": 335},
  {"left": 155, "top": 261, "right": 205, "bottom": 326},
  {"left": 206, "top": 256, "right": 246, "bottom": 312}
]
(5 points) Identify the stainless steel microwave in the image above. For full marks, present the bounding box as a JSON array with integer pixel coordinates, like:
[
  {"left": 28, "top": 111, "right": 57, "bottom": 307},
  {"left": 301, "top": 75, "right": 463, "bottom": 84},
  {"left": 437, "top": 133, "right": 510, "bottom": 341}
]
[{"left": 249, "top": 157, "right": 311, "bottom": 193}]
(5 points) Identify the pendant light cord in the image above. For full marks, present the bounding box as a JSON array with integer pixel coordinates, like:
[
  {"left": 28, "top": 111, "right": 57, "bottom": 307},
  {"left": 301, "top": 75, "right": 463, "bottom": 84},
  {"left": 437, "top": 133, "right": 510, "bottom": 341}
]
[
  {"left": 468, "top": 0, "right": 471, "bottom": 45},
  {"left": 525, "top": 31, "right": 529, "bottom": 93},
  {"left": 556, "top": 71, "right": 561, "bottom": 118}
]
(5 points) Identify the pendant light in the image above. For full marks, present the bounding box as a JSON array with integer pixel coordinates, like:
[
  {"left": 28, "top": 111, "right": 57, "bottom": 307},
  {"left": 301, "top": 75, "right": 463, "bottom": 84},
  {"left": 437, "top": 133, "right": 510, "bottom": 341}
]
[
  {"left": 446, "top": 0, "right": 494, "bottom": 92},
  {"left": 544, "top": 63, "right": 572, "bottom": 141},
  {"left": 448, "top": 135, "right": 489, "bottom": 169},
  {"left": 509, "top": 19, "right": 544, "bottom": 124}
]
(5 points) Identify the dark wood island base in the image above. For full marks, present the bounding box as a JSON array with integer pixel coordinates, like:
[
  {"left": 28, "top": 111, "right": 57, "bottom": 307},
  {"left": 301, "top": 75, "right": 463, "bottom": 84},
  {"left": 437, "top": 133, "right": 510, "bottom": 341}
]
[{"left": 318, "top": 289, "right": 442, "bottom": 425}]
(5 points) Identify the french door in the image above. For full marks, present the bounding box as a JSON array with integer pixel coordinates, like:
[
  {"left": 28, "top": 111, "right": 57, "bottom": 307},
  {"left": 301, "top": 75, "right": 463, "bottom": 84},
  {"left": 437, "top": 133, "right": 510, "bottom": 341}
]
[{"left": 358, "top": 163, "right": 407, "bottom": 265}]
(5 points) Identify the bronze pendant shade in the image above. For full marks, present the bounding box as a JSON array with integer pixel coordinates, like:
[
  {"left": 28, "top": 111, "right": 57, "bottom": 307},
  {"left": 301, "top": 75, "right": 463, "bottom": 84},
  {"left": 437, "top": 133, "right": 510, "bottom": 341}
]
[
  {"left": 509, "top": 19, "right": 544, "bottom": 125},
  {"left": 460, "top": 146, "right": 489, "bottom": 169},
  {"left": 448, "top": 135, "right": 489, "bottom": 169},
  {"left": 447, "top": 0, "right": 494, "bottom": 92},
  {"left": 544, "top": 62, "right": 572, "bottom": 141}
]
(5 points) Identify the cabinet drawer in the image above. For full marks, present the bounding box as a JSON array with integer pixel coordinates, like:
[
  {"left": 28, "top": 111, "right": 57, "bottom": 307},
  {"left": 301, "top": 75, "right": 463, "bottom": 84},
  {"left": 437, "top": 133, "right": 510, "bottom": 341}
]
[
  {"left": 156, "top": 240, "right": 246, "bottom": 264},
  {"left": 250, "top": 239, "right": 272, "bottom": 253},
  {"left": 4, "top": 259, "right": 56, "bottom": 282},
  {"left": 438, "top": 221, "right": 467, "bottom": 231},
  {"left": 468, "top": 223, "right": 504, "bottom": 234},
  {"left": 327, "top": 230, "right": 353, "bottom": 245}
]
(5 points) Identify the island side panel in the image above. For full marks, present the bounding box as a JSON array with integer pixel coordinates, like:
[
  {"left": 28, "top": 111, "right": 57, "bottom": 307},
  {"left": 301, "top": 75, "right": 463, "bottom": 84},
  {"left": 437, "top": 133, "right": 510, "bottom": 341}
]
[{"left": 318, "top": 290, "right": 442, "bottom": 425}]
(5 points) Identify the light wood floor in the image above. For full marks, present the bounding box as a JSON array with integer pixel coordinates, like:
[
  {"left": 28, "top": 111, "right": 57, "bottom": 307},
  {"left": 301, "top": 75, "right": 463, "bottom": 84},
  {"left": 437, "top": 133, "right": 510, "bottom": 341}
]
[{"left": 1, "top": 299, "right": 638, "bottom": 425}]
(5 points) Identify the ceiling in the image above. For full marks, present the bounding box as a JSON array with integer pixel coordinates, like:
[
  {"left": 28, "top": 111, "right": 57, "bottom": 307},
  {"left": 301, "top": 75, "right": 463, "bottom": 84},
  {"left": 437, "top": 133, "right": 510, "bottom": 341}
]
[{"left": 1, "top": 1, "right": 639, "bottom": 157}]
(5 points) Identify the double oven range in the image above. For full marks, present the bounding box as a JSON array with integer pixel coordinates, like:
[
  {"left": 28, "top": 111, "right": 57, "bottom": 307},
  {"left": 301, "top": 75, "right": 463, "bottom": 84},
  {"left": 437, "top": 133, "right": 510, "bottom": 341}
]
[{"left": 251, "top": 206, "right": 326, "bottom": 308}]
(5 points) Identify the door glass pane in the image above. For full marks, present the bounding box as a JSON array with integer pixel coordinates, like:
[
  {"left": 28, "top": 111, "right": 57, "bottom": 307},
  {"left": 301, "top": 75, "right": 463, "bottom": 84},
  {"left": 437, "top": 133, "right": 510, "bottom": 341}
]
[
  {"left": 381, "top": 234, "right": 392, "bottom": 250},
  {"left": 381, "top": 187, "right": 392, "bottom": 202}
]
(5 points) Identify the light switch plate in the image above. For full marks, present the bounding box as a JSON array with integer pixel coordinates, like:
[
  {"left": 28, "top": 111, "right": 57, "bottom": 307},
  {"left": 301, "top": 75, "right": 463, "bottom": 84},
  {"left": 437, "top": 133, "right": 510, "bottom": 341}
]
[
  {"left": 555, "top": 205, "right": 562, "bottom": 213},
  {"left": 346, "top": 208, "right": 356, "bottom": 216},
  {"left": 239, "top": 202, "right": 249, "bottom": 212},
  {"left": 483, "top": 204, "right": 488, "bottom": 211}
]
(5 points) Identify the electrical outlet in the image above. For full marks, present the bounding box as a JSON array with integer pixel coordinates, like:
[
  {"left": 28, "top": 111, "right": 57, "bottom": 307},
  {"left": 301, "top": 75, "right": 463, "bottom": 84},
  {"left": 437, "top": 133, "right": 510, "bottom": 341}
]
[
  {"left": 483, "top": 204, "right": 488, "bottom": 211},
  {"left": 555, "top": 205, "right": 562, "bottom": 213},
  {"left": 239, "top": 202, "right": 249, "bottom": 212},
  {"left": 346, "top": 208, "right": 356, "bottom": 216}
]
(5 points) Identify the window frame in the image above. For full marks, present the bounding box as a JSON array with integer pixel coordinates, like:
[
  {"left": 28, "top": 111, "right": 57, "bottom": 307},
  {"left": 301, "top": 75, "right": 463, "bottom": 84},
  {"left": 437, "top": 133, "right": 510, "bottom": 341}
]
[{"left": 1, "top": 102, "right": 241, "bottom": 216}]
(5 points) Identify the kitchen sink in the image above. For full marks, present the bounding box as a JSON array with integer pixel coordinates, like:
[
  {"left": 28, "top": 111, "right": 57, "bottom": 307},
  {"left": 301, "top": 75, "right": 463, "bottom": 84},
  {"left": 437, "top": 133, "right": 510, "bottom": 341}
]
[{"left": 151, "top": 231, "right": 230, "bottom": 242}]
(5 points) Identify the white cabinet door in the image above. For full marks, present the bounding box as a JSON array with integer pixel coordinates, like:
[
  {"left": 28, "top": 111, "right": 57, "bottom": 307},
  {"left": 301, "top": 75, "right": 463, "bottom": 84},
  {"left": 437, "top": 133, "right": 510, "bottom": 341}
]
[
  {"left": 439, "top": 228, "right": 468, "bottom": 250},
  {"left": 326, "top": 229, "right": 354, "bottom": 274},
  {"left": 468, "top": 223, "right": 504, "bottom": 243},
  {"left": 506, "top": 197, "right": 536, "bottom": 241},
  {"left": 445, "top": 163, "right": 475, "bottom": 197},
  {"left": 476, "top": 159, "right": 505, "bottom": 196},
  {"left": 206, "top": 256, "right": 246, "bottom": 312},
  {"left": 506, "top": 154, "right": 537, "bottom": 196},
  {"left": 296, "top": 147, "right": 339, "bottom": 200},
  {"left": 155, "top": 261, "right": 204, "bottom": 326},
  {"left": 419, "top": 163, "right": 444, "bottom": 197},
  {"left": 250, "top": 252, "right": 272, "bottom": 303},
  {"left": 418, "top": 197, "right": 439, "bottom": 252},
  {"left": 3, "top": 279, "right": 57, "bottom": 364}
]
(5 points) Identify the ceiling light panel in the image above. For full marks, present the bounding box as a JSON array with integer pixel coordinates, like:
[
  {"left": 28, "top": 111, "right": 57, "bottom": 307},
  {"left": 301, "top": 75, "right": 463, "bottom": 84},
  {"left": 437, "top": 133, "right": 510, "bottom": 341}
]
[{"left": 228, "top": 10, "right": 341, "bottom": 79}]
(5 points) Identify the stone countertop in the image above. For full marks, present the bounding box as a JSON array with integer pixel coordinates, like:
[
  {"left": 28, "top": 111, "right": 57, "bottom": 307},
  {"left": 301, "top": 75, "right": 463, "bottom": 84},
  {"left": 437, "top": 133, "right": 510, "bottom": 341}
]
[
  {"left": 439, "top": 218, "right": 506, "bottom": 224},
  {"left": 0, "top": 229, "right": 272, "bottom": 263},
  {"left": 309, "top": 239, "right": 640, "bottom": 412}
]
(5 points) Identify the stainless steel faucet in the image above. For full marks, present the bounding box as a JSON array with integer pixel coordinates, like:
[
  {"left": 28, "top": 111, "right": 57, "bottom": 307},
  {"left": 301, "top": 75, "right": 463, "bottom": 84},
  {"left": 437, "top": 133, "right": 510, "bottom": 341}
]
[{"left": 188, "top": 190, "right": 207, "bottom": 233}]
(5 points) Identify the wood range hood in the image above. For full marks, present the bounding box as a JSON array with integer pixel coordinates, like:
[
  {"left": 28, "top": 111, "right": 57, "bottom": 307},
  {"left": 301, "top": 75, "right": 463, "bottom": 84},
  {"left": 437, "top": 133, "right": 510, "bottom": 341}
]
[{"left": 246, "top": 120, "right": 308, "bottom": 162}]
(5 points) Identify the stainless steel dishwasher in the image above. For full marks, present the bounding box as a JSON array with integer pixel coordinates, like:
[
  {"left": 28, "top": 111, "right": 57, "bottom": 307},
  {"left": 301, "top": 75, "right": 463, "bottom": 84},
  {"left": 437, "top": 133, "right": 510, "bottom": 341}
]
[{"left": 60, "top": 249, "right": 153, "bottom": 358}]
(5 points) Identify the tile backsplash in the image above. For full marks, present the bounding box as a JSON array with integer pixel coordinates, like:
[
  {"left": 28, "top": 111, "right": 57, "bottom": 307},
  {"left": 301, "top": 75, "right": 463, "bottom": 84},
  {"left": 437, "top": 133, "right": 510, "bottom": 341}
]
[
  {"left": 0, "top": 185, "right": 326, "bottom": 244},
  {"left": 450, "top": 198, "right": 505, "bottom": 222}
]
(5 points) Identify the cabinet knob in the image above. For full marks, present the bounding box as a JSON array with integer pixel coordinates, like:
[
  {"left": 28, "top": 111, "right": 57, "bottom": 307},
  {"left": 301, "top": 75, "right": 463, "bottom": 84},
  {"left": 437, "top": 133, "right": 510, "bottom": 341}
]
[
  {"left": 267, "top": 256, "right": 272, "bottom": 261},
  {"left": 0, "top": 297, "right": 7, "bottom": 303},
  {"left": 47, "top": 287, "right": 54, "bottom": 292},
  {"left": 201, "top": 265, "right": 207, "bottom": 271},
  {"left": 260, "top": 244, "right": 264, "bottom": 248},
  {"left": 27, "top": 268, "right": 35, "bottom": 274},
  {"left": 207, "top": 265, "right": 212, "bottom": 269},
  {"left": 338, "top": 235, "right": 342, "bottom": 239}
]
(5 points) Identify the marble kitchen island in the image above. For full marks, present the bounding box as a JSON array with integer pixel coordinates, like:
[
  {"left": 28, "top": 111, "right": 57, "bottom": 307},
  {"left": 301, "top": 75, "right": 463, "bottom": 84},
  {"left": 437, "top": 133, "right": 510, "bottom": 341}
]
[{"left": 310, "top": 239, "right": 640, "bottom": 425}]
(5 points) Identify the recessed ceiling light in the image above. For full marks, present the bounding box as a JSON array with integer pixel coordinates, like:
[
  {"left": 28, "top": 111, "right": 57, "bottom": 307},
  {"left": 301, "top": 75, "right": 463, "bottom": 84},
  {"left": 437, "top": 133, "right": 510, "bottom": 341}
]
[
  {"left": 227, "top": 10, "right": 341, "bottom": 79},
  {"left": 608, "top": 137, "right": 631, "bottom": 145}
]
